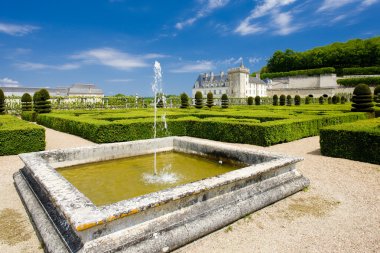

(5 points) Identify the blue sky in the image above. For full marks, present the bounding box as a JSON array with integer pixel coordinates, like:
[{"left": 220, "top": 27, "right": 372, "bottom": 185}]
[{"left": 0, "top": 0, "right": 379, "bottom": 96}]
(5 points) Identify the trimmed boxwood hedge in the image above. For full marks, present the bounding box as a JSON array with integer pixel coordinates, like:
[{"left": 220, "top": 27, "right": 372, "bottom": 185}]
[
  {"left": 320, "top": 118, "right": 380, "bottom": 164},
  {"left": 337, "top": 77, "right": 380, "bottom": 87},
  {"left": 36, "top": 110, "right": 367, "bottom": 146},
  {"left": 0, "top": 115, "right": 45, "bottom": 155},
  {"left": 342, "top": 66, "right": 380, "bottom": 75},
  {"left": 261, "top": 67, "right": 335, "bottom": 79}
]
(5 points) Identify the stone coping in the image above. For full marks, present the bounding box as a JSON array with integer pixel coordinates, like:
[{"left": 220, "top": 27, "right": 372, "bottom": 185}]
[{"left": 19, "top": 136, "right": 302, "bottom": 234}]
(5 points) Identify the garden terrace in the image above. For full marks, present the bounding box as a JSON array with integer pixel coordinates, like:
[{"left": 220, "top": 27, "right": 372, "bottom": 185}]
[{"left": 34, "top": 106, "right": 367, "bottom": 146}]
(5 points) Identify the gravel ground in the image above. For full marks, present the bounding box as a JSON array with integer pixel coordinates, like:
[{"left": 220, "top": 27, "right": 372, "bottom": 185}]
[{"left": 0, "top": 127, "right": 379, "bottom": 253}]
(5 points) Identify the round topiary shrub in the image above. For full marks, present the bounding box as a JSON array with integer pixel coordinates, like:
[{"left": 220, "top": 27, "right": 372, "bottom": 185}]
[
  {"left": 221, "top": 93, "right": 229, "bottom": 108},
  {"left": 351, "top": 84, "right": 374, "bottom": 112},
  {"left": 319, "top": 96, "right": 324, "bottom": 104},
  {"left": 305, "top": 96, "right": 311, "bottom": 104},
  {"left": 247, "top": 96, "right": 253, "bottom": 105},
  {"left": 255, "top": 96, "right": 260, "bottom": 105},
  {"left": 273, "top": 94, "right": 278, "bottom": 106},
  {"left": 294, "top": 95, "right": 301, "bottom": 105},
  {"left": 21, "top": 93, "right": 33, "bottom": 111},
  {"left": 332, "top": 95, "right": 340, "bottom": 104},
  {"left": 0, "top": 89, "right": 5, "bottom": 114},
  {"left": 206, "top": 92, "right": 214, "bottom": 108},
  {"left": 180, "top": 92, "right": 189, "bottom": 108},
  {"left": 194, "top": 91, "right": 203, "bottom": 109},
  {"left": 279, "top": 94, "right": 286, "bottom": 106},
  {"left": 374, "top": 85, "right": 380, "bottom": 107},
  {"left": 33, "top": 89, "right": 52, "bottom": 113},
  {"left": 286, "top": 95, "right": 292, "bottom": 106},
  {"left": 327, "top": 97, "right": 332, "bottom": 104}
]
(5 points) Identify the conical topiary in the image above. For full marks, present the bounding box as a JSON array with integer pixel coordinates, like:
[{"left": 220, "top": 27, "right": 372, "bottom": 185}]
[
  {"left": 279, "top": 94, "right": 286, "bottom": 106},
  {"left": 194, "top": 91, "right": 203, "bottom": 109},
  {"left": 0, "top": 89, "right": 5, "bottom": 114},
  {"left": 374, "top": 85, "right": 380, "bottom": 107},
  {"left": 294, "top": 95, "right": 301, "bottom": 105},
  {"left": 21, "top": 93, "right": 33, "bottom": 111},
  {"left": 351, "top": 84, "right": 374, "bottom": 112},
  {"left": 33, "top": 89, "right": 52, "bottom": 113},
  {"left": 180, "top": 92, "right": 189, "bottom": 108},
  {"left": 206, "top": 92, "right": 214, "bottom": 108},
  {"left": 247, "top": 96, "right": 253, "bottom": 105},
  {"left": 273, "top": 94, "right": 278, "bottom": 106},
  {"left": 221, "top": 93, "right": 229, "bottom": 108},
  {"left": 255, "top": 96, "right": 260, "bottom": 105}
]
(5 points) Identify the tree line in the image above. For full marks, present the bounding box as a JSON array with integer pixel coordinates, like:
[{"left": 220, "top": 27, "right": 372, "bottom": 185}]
[{"left": 263, "top": 37, "right": 380, "bottom": 73}]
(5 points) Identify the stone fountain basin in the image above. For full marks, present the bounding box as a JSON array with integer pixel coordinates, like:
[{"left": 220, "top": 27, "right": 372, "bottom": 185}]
[{"left": 14, "top": 136, "right": 309, "bottom": 253}]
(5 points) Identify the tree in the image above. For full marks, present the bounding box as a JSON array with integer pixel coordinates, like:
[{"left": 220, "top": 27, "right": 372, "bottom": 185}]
[
  {"left": 319, "top": 96, "right": 324, "bottom": 104},
  {"left": 21, "top": 93, "right": 33, "bottom": 111},
  {"left": 286, "top": 95, "right": 292, "bottom": 106},
  {"left": 221, "top": 94, "right": 229, "bottom": 108},
  {"left": 255, "top": 96, "right": 261, "bottom": 105},
  {"left": 351, "top": 84, "right": 374, "bottom": 112},
  {"left": 194, "top": 91, "right": 203, "bottom": 109},
  {"left": 305, "top": 96, "right": 311, "bottom": 104},
  {"left": 180, "top": 92, "right": 189, "bottom": 108},
  {"left": 280, "top": 94, "right": 286, "bottom": 106},
  {"left": 0, "top": 89, "right": 5, "bottom": 114},
  {"left": 294, "top": 95, "right": 301, "bottom": 105},
  {"left": 247, "top": 96, "right": 253, "bottom": 105},
  {"left": 273, "top": 95, "right": 278, "bottom": 106},
  {"left": 206, "top": 92, "right": 214, "bottom": 108}
]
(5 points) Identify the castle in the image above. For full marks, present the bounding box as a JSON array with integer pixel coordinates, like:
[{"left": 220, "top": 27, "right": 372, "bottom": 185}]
[{"left": 192, "top": 62, "right": 267, "bottom": 98}]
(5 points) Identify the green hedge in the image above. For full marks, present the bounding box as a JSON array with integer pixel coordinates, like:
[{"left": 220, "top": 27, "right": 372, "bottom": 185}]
[
  {"left": 36, "top": 110, "right": 366, "bottom": 146},
  {"left": 337, "top": 77, "right": 380, "bottom": 87},
  {"left": 261, "top": 67, "right": 335, "bottom": 79},
  {"left": 342, "top": 66, "right": 380, "bottom": 75},
  {"left": 320, "top": 118, "right": 380, "bottom": 164},
  {"left": 0, "top": 115, "right": 45, "bottom": 155},
  {"left": 21, "top": 111, "right": 38, "bottom": 122}
]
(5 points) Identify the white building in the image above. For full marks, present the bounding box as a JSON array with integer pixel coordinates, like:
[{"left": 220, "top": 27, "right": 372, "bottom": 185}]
[{"left": 192, "top": 63, "right": 267, "bottom": 98}]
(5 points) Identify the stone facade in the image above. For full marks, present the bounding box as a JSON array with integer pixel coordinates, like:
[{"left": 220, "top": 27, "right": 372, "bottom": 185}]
[{"left": 192, "top": 63, "right": 267, "bottom": 98}]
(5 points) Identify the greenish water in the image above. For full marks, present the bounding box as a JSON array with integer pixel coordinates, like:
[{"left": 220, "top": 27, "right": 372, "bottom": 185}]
[{"left": 57, "top": 151, "right": 243, "bottom": 206}]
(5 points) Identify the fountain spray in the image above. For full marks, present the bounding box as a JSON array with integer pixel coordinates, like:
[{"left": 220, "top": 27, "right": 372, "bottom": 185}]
[{"left": 152, "top": 61, "right": 162, "bottom": 175}]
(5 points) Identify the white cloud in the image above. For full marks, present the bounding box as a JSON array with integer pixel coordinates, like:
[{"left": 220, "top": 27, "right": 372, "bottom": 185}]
[
  {"left": 234, "top": 0, "right": 297, "bottom": 36},
  {"left": 0, "top": 77, "right": 20, "bottom": 87},
  {"left": 16, "top": 62, "right": 80, "bottom": 71},
  {"left": 72, "top": 48, "right": 149, "bottom": 70},
  {"left": 318, "top": 0, "right": 378, "bottom": 12},
  {"left": 170, "top": 60, "right": 215, "bottom": 73},
  {"left": 248, "top": 57, "right": 262, "bottom": 64},
  {"left": 0, "top": 22, "right": 39, "bottom": 36},
  {"left": 175, "top": 0, "right": 230, "bottom": 30}
]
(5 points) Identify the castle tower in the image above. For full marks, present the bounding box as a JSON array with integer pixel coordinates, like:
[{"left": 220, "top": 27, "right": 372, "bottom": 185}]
[{"left": 227, "top": 60, "right": 250, "bottom": 98}]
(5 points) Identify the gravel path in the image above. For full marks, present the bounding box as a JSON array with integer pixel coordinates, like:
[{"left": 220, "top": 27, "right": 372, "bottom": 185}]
[{"left": 0, "top": 127, "right": 379, "bottom": 253}]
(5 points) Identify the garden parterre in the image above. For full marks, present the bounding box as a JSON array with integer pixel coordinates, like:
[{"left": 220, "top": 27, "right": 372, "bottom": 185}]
[{"left": 33, "top": 105, "right": 368, "bottom": 146}]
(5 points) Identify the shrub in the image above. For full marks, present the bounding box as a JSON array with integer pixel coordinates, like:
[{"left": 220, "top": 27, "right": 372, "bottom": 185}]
[
  {"left": 21, "top": 93, "right": 33, "bottom": 111},
  {"left": 261, "top": 67, "right": 335, "bottom": 79},
  {"left": 305, "top": 96, "right": 311, "bottom": 104},
  {"left": 320, "top": 118, "right": 380, "bottom": 164},
  {"left": 294, "top": 95, "right": 301, "bottom": 105},
  {"left": 21, "top": 111, "right": 38, "bottom": 122},
  {"left": 0, "top": 89, "right": 5, "bottom": 114},
  {"left": 374, "top": 85, "right": 380, "bottom": 107},
  {"left": 0, "top": 115, "right": 45, "bottom": 155},
  {"left": 319, "top": 96, "right": 324, "bottom": 104},
  {"left": 180, "top": 92, "right": 189, "bottom": 108},
  {"left": 351, "top": 84, "right": 374, "bottom": 112},
  {"left": 157, "top": 99, "right": 164, "bottom": 108},
  {"left": 342, "top": 66, "right": 380, "bottom": 76},
  {"left": 279, "top": 94, "right": 286, "bottom": 106},
  {"left": 221, "top": 94, "right": 229, "bottom": 108},
  {"left": 255, "top": 96, "right": 261, "bottom": 105},
  {"left": 332, "top": 95, "right": 340, "bottom": 104},
  {"left": 33, "top": 89, "right": 52, "bottom": 113},
  {"left": 194, "top": 91, "right": 203, "bottom": 109},
  {"left": 272, "top": 95, "right": 278, "bottom": 106},
  {"left": 247, "top": 96, "right": 253, "bottom": 105},
  {"left": 206, "top": 92, "right": 214, "bottom": 108},
  {"left": 340, "top": 97, "right": 347, "bottom": 104},
  {"left": 337, "top": 77, "right": 380, "bottom": 87},
  {"left": 327, "top": 97, "right": 332, "bottom": 104},
  {"left": 286, "top": 95, "right": 292, "bottom": 106}
]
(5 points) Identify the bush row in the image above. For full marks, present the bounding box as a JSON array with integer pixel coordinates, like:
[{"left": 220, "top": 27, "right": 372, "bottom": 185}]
[
  {"left": 337, "top": 77, "right": 380, "bottom": 87},
  {"left": 320, "top": 118, "right": 380, "bottom": 164},
  {"left": 342, "top": 66, "right": 380, "bottom": 76},
  {"left": 36, "top": 111, "right": 366, "bottom": 146},
  {"left": 260, "top": 67, "right": 336, "bottom": 79},
  {"left": 0, "top": 115, "right": 45, "bottom": 155}
]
